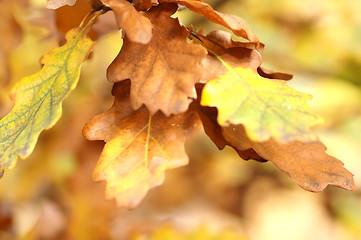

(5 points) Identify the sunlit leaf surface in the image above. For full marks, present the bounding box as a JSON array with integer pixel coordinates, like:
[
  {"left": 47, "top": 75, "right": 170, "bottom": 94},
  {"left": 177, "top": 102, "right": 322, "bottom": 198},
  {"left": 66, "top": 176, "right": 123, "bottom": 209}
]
[
  {"left": 0, "top": 27, "right": 93, "bottom": 171},
  {"left": 201, "top": 67, "right": 323, "bottom": 142}
]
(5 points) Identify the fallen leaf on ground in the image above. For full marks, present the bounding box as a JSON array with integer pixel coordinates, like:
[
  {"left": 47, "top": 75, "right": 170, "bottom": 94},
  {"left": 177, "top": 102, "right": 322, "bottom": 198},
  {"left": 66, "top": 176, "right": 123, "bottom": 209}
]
[
  {"left": 107, "top": 3, "right": 207, "bottom": 115},
  {"left": 0, "top": 26, "right": 93, "bottom": 172},
  {"left": 101, "top": 0, "right": 153, "bottom": 44},
  {"left": 83, "top": 81, "right": 201, "bottom": 208},
  {"left": 201, "top": 67, "right": 323, "bottom": 142}
]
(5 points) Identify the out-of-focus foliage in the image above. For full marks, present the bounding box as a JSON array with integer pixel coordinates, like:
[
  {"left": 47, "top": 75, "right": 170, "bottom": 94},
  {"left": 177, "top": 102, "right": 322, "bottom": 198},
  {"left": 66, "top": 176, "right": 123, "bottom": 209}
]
[{"left": 0, "top": 0, "right": 360, "bottom": 239}]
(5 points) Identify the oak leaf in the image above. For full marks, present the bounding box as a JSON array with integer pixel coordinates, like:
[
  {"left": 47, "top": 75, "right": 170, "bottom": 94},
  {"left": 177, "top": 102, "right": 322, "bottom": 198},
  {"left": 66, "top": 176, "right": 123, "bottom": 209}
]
[
  {"left": 159, "top": 0, "right": 258, "bottom": 42},
  {"left": 192, "top": 91, "right": 354, "bottom": 191},
  {"left": 193, "top": 31, "right": 291, "bottom": 82},
  {"left": 107, "top": 3, "right": 207, "bottom": 115},
  {"left": 201, "top": 67, "right": 323, "bottom": 142},
  {"left": 193, "top": 31, "right": 262, "bottom": 82},
  {"left": 0, "top": 27, "right": 93, "bottom": 172},
  {"left": 200, "top": 30, "right": 263, "bottom": 51},
  {"left": 101, "top": 0, "right": 153, "bottom": 44},
  {"left": 222, "top": 125, "right": 355, "bottom": 192},
  {"left": 83, "top": 81, "right": 201, "bottom": 208},
  {"left": 191, "top": 85, "right": 264, "bottom": 161},
  {"left": 133, "top": 0, "right": 159, "bottom": 10},
  {"left": 47, "top": 0, "right": 76, "bottom": 9}
]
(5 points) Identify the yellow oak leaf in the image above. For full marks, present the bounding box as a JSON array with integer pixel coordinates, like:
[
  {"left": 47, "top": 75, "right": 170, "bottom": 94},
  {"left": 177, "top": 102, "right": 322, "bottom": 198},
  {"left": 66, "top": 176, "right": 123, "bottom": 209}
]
[
  {"left": 0, "top": 26, "right": 93, "bottom": 172},
  {"left": 83, "top": 82, "right": 201, "bottom": 208},
  {"left": 201, "top": 67, "right": 323, "bottom": 142},
  {"left": 192, "top": 88, "right": 354, "bottom": 192}
]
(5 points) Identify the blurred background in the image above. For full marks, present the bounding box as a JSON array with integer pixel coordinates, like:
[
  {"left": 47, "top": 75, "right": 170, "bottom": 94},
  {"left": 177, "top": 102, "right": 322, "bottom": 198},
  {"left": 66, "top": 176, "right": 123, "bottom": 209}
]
[{"left": 0, "top": 0, "right": 360, "bottom": 239}]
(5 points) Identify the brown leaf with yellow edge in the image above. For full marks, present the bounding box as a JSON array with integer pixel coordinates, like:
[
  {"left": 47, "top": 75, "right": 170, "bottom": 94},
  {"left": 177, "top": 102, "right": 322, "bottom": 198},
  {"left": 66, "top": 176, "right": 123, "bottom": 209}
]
[
  {"left": 83, "top": 81, "right": 201, "bottom": 208},
  {"left": 101, "top": 0, "right": 153, "bottom": 44},
  {"left": 107, "top": 3, "right": 207, "bottom": 115},
  {"left": 192, "top": 85, "right": 354, "bottom": 190},
  {"left": 159, "top": 0, "right": 259, "bottom": 42},
  {"left": 222, "top": 125, "right": 355, "bottom": 192}
]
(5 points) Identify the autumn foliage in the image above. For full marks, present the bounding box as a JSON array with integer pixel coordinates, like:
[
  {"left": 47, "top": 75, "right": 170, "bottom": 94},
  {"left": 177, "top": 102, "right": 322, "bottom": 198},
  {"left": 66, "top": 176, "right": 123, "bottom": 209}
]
[{"left": 0, "top": 0, "right": 355, "bottom": 210}]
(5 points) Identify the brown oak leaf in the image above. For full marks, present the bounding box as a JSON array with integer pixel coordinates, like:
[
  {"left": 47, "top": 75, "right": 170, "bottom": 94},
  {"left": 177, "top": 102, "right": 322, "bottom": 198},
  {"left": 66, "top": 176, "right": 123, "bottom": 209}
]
[
  {"left": 191, "top": 85, "right": 265, "bottom": 161},
  {"left": 133, "top": 0, "right": 159, "bottom": 10},
  {"left": 101, "top": 0, "right": 153, "bottom": 44},
  {"left": 83, "top": 81, "right": 201, "bottom": 208},
  {"left": 107, "top": 3, "right": 207, "bottom": 115},
  {"left": 192, "top": 31, "right": 262, "bottom": 82},
  {"left": 222, "top": 125, "right": 355, "bottom": 192},
  {"left": 159, "top": 0, "right": 258, "bottom": 42},
  {"left": 192, "top": 85, "right": 355, "bottom": 191},
  {"left": 193, "top": 31, "right": 292, "bottom": 82},
  {"left": 203, "top": 30, "right": 264, "bottom": 51}
]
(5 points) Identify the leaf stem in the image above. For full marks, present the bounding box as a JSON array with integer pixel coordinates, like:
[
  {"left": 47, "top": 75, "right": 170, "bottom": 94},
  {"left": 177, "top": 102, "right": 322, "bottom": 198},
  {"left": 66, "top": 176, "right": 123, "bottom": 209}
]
[
  {"left": 144, "top": 114, "right": 152, "bottom": 168},
  {"left": 79, "top": 8, "right": 107, "bottom": 30},
  {"left": 190, "top": 31, "right": 238, "bottom": 75}
]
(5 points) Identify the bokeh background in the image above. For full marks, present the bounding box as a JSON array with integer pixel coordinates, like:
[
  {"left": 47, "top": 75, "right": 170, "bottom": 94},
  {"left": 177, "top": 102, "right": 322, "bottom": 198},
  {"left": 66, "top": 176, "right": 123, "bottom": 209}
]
[{"left": 0, "top": 0, "right": 360, "bottom": 239}]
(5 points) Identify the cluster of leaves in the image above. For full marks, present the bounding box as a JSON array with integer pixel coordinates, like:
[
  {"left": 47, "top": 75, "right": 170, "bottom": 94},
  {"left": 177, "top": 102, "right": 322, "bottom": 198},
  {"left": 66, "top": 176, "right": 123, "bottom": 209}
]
[{"left": 0, "top": 0, "right": 355, "bottom": 208}]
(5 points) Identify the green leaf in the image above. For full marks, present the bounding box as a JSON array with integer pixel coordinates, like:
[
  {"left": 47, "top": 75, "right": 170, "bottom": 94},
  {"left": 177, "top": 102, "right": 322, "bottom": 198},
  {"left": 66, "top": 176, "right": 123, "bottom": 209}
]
[
  {"left": 201, "top": 67, "right": 323, "bottom": 142},
  {"left": 0, "top": 27, "right": 93, "bottom": 171}
]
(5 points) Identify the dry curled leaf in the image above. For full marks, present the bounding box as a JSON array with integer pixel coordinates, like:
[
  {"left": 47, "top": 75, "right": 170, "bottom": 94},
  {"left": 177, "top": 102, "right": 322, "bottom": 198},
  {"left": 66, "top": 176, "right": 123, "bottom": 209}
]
[
  {"left": 159, "top": 0, "right": 259, "bottom": 42},
  {"left": 204, "top": 30, "right": 263, "bottom": 51},
  {"left": 257, "top": 66, "right": 293, "bottom": 81},
  {"left": 101, "top": 0, "right": 153, "bottom": 44},
  {"left": 83, "top": 81, "right": 201, "bottom": 208},
  {"left": 222, "top": 125, "right": 355, "bottom": 192},
  {"left": 107, "top": 3, "right": 207, "bottom": 115}
]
